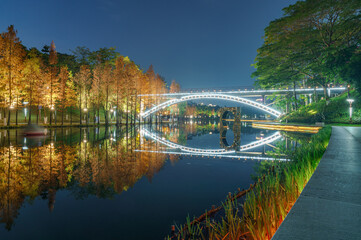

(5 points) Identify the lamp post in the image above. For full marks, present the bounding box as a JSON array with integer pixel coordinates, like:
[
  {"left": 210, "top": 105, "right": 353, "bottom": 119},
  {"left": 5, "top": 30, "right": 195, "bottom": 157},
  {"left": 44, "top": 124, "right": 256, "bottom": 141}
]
[
  {"left": 23, "top": 102, "right": 29, "bottom": 123},
  {"left": 83, "top": 108, "right": 87, "bottom": 124},
  {"left": 50, "top": 106, "right": 56, "bottom": 125},
  {"left": 346, "top": 99, "right": 354, "bottom": 123}
]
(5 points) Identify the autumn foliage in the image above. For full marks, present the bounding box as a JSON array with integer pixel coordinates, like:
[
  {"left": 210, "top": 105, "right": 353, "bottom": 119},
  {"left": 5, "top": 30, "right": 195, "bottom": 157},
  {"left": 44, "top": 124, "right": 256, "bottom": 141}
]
[{"left": 0, "top": 25, "right": 180, "bottom": 126}]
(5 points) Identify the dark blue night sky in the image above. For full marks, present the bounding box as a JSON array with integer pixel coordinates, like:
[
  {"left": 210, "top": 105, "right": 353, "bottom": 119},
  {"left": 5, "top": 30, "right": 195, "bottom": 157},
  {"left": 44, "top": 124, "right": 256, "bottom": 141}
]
[{"left": 1, "top": 0, "right": 297, "bottom": 88}]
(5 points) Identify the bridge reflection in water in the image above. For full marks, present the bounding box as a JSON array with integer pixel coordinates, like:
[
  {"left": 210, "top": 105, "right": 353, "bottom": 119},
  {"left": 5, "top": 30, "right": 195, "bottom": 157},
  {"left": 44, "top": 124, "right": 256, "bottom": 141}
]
[
  {"left": 0, "top": 123, "right": 307, "bottom": 239},
  {"left": 139, "top": 128, "right": 288, "bottom": 161}
]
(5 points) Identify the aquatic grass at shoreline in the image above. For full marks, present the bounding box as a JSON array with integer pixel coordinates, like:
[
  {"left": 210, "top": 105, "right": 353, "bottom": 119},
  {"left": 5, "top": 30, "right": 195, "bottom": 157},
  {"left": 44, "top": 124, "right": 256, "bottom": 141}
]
[{"left": 169, "top": 126, "right": 331, "bottom": 240}]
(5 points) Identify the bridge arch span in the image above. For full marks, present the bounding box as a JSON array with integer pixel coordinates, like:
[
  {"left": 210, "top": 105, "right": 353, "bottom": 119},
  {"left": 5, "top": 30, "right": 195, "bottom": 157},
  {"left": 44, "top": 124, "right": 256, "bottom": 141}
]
[
  {"left": 141, "top": 129, "right": 282, "bottom": 154},
  {"left": 140, "top": 94, "right": 282, "bottom": 118}
]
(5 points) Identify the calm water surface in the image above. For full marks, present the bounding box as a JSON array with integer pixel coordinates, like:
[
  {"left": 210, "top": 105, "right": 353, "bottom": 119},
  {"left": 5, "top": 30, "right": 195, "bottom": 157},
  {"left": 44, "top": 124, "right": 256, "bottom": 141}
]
[{"left": 0, "top": 122, "right": 301, "bottom": 239}]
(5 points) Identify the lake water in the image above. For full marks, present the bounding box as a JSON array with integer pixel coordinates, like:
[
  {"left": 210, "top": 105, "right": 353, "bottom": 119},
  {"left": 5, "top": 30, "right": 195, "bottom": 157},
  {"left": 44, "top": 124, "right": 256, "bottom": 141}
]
[{"left": 0, "top": 122, "right": 303, "bottom": 239}]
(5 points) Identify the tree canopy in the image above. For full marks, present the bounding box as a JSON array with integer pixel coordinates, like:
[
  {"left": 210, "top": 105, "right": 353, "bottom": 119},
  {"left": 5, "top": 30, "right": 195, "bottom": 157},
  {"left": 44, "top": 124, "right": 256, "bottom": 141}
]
[
  {"left": 0, "top": 25, "right": 182, "bottom": 126},
  {"left": 253, "top": 0, "right": 361, "bottom": 97}
]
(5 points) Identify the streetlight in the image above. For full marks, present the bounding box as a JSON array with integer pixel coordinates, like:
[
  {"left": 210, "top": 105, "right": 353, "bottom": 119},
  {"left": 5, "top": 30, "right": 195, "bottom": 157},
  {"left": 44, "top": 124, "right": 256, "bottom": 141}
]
[
  {"left": 346, "top": 99, "right": 354, "bottom": 123},
  {"left": 83, "top": 108, "right": 87, "bottom": 123},
  {"left": 23, "top": 102, "right": 29, "bottom": 122},
  {"left": 110, "top": 109, "right": 114, "bottom": 123},
  {"left": 50, "top": 105, "right": 55, "bottom": 125},
  {"left": 113, "top": 106, "right": 116, "bottom": 118}
]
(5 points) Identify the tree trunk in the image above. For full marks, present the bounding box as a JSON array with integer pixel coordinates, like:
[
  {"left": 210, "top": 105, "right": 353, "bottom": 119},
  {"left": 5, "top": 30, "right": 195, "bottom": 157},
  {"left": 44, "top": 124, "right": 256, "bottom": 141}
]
[
  {"left": 93, "top": 104, "right": 96, "bottom": 125},
  {"left": 61, "top": 107, "right": 64, "bottom": 126},
  {"left": 104, "top": 106, "right": 108, "bottom": 126},
  {"left": 313, "top": 87, "right": 317, "bottom": 102},
  {"left": 126, "top": 99, "right": 129, "bottom": 126},
  {"left": 139, "top": 95, "right": 142, "bottom": 125},
  {"left": 97, "top": 107, "right": 100, "bottom": 125},
  {"left": 15, "top": 108, "right": 18, "bottom": 126},
  {"left": 49, "top": 109, "right": 52, "bottom": 126},
  {"left": 7, "top": 49, "right": 12, "bottom": 126},
  {"left": 133, "top": 94, "right": 137, "bottom": 125},
  {"left": 36, "top": 104, "right": 39, "bottom": 125},
  {"left": 79, "top": 103, "right": 82, "bottom": 126},
  {"left": 69, "top": 107, "right": 72, "bottom": 125},
  {"left": 293, "top": 81, "right": 298, "bottom": 110},
  {"left": 116, "top": 109, "right": 119, "bottom": 126},
  {"left": 323, "top": 85, "right": 328, "bottom": 100},
  {"left": 7, "top": 108, "right": 10, "bottom": 126},
  {"left": 28, "top": 105, "right": 32, "bottom": 125},
  {"left": 116, "top": 91, "right": 119, "bottom": 126},
  {"left": 119, "top": 111, "right": 123, "bottom": 125}
]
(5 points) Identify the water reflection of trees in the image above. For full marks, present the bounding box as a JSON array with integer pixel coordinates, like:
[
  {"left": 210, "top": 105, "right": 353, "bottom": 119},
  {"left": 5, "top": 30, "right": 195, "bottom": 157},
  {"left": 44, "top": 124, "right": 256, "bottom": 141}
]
[{"left": 0, "top": 127, "right": 169, "bottom": 230}]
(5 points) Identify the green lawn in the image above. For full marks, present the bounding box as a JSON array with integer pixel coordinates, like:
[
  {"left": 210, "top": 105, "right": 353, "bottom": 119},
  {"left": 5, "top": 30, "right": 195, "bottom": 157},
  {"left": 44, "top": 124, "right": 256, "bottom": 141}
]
[{"left": 282, "top": 91, "right": 361, "bottom": 124}]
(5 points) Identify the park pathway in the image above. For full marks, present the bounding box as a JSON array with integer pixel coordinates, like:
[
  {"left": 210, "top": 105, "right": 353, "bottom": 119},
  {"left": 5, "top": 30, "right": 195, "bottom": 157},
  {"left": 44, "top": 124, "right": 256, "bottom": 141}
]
[{"left": 272, "top": 126, "right": 361, "bottom": 240}]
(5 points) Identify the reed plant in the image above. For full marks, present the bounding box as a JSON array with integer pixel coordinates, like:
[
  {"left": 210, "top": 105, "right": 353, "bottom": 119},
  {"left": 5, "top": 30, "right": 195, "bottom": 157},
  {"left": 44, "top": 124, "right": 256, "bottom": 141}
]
[
  {"left": 170, "top": 126, "right": 331, "bottom": 240},
  {"left": 208, "top": 200, "right": 246, "bottom": 240}
]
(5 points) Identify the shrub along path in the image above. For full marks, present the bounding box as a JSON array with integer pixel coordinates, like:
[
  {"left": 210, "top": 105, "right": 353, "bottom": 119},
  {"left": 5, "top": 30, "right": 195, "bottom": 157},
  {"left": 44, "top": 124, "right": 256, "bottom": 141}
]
[{"left": 272, "top": 126, "right": 361, "bottom": 240}]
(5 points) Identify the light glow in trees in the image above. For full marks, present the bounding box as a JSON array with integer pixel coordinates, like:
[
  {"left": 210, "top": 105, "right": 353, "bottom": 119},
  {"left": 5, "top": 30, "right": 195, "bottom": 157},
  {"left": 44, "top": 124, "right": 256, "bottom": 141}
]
[
  {"left": 0, "top": 25, "right": 25, "bottom": 125},
  {"left": 0, "top": 25, "right": 181, "bottom": 126}
]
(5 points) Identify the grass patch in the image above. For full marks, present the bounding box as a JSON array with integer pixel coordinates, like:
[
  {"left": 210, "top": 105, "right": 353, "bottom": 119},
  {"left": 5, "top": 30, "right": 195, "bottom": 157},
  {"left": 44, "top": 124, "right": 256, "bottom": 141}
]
[{"left": 283, "top": 91, "right": 361, "bottom": 124}]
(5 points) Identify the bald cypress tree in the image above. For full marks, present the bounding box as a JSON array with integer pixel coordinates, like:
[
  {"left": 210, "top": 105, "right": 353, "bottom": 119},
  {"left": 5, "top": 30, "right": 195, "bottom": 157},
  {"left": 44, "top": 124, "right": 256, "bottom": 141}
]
[
  {"left": 0, "top": 25, "right": 25, "bottom": 126},
  {"left": 22, "top": 49, "right": 44, "bottom": 124},
  {"left": 48, "top": 40, "right": 58, "bottom": 125},
  {"left": 74, "top": 65, "right": 91, "bottom": 125}
]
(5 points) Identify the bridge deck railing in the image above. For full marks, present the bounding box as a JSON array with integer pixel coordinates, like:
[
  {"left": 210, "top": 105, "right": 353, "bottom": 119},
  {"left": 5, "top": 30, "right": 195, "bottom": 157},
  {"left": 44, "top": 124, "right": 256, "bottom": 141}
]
[{"left": 138, "top": 86, "right": 346, "bottom": 97}]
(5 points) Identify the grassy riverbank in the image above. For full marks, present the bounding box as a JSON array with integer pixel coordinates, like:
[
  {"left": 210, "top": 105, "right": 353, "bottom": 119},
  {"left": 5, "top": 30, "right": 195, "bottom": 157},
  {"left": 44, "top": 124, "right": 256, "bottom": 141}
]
[
  {"left": 282, "top": 91, "right": 361, "bottom": 124},
  {"left": 170, "top": 126, "right": 331, "bottom": 240}
]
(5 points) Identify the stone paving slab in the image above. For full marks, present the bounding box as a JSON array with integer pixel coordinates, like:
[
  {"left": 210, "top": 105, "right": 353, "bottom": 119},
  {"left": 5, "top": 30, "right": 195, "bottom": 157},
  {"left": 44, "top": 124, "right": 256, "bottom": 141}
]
[{"left": 272, "top": 126, "right": 361, "bottom": 240}]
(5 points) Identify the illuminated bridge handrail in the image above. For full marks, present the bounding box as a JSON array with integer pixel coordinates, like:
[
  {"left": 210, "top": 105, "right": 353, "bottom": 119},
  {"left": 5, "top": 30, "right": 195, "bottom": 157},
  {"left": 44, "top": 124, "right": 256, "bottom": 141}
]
[
  {"left": 141, "top": 129, "right": 282, "bottom": 153},
  {"left": 239, "top": 132, "right": 281, "bottom": 151},
  {"left": 138, "top": 87, "right": 346, "bottom": 97},
  {"left": 134, "top": 149, "right": 289, "bottom": 162},
  {"left": 140, "top": 93, "right": 283, "bottom": 118}
]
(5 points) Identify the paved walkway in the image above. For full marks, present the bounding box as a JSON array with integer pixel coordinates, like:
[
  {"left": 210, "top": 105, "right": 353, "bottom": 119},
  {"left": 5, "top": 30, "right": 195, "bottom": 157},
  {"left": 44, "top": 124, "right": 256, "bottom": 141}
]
[{"left": 272, "top": 126, "right": 361, "bottom": 240}]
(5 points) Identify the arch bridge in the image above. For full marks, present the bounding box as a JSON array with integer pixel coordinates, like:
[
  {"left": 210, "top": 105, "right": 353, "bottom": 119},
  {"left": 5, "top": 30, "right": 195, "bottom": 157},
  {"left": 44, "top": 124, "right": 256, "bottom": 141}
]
[
  {"left": 140, "top": 93, "right": 282, "bottom": 119},
  {"left": 138, "top": 87, "right": 346, "bottom": 119}
]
